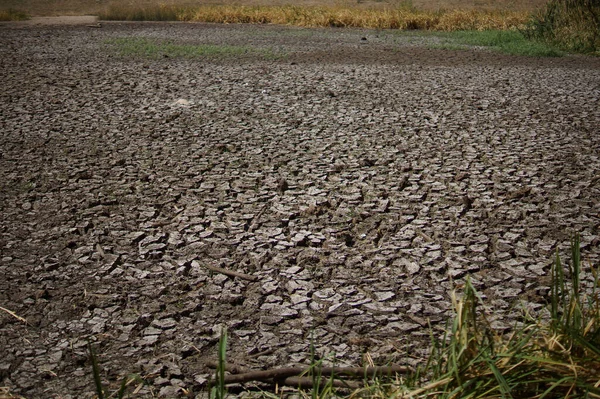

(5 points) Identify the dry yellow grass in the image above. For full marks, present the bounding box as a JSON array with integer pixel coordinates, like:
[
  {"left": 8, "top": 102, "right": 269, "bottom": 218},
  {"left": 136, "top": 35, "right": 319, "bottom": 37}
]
[
  {"left": 97, "top": 4, "right": 531, "bottom": 30},
  {"left": 1, "top": 0, "right": 547, "bottom": 17}
]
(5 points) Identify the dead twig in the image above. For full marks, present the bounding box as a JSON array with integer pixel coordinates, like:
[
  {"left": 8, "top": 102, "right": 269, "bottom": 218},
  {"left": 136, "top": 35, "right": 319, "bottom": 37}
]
[
  {"left": 205, "top": 264, "right": 258, "bottom": 282},
  {"left": 0, "top": 306, "right": 28, "bottom": 324},
  {"left": 213, "top": 365, "right": 409, "bottom": 384}
]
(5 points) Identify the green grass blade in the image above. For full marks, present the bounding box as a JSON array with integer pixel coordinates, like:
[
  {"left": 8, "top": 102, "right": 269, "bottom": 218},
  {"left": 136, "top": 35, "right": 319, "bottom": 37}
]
[
  {"left": 116, "top": 376, "right": 128, "bottom": 399},
  {"left": 486, "top": 358, "right": 512, "bottom": 398},
  {"left": 88, "top": 342, "right": 105, "bottom": 399},
  {"left": 215, "top": 327, "right": 228, "bottom": 399},
  {"left": 538, "top": 376, "right": 575, "bottom": 399}
]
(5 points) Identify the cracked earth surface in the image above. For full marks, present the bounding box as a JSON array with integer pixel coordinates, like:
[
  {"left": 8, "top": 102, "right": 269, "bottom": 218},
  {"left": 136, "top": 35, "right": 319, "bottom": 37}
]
[{"left": 1, "top": 21, "right": 600, "bottom": 398}]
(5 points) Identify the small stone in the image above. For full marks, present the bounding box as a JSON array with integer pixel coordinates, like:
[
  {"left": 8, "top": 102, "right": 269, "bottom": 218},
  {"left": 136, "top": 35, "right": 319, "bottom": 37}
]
[
  {"left": 143, "top": 326, "right": 163, "bottom": 336},
  {"left": 194, "top": 374, "right": 210, "bottom": 386},
  {"left": 158, "top": 385, "right": 180, "bottom": 397},
  {"left": 289, "top": 293, "right": 311, "bottom": 305},
  {"left": 152, "top": 318, "right": 178, "bottom": 329},
  {"left": 386, "top": 322, "right": 421, "bottom": 332},
  {"left": 262, "top": 281, "right": 279, "bottom": 294},
  {"left": 374, "top": 292, "right": 395, "bottom": 301}
]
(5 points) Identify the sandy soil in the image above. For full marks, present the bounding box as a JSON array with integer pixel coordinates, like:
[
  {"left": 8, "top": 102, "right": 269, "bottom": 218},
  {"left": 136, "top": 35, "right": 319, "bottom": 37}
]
[{"left": 1, "top": 21, "right": 599, "bottom": 398}]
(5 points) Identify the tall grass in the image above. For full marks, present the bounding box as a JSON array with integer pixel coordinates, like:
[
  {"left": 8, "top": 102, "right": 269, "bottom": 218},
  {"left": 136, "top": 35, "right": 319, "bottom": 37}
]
[
  {"left": 524, "top": 0, "right": 600, "bottom": 54},
  {"left": 0, "top": 8, "right": 29, "bottom": 21},
  {"left": 87, "top": 342, "right": 144, "bottom": 398},
  {"left": 393, "top": 234, "right": 600, "bottom": 398},
  {"left": 211, "top": 327, "right": 228, "bottom": 399},
  {"left": 99, "top": 4, "right": 530, "bottom": 31}
]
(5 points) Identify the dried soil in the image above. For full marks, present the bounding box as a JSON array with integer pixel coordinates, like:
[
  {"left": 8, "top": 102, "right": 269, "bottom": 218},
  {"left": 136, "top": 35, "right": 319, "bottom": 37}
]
[{"left": 1, "top": 21, "right": 599, "bottom": 398}]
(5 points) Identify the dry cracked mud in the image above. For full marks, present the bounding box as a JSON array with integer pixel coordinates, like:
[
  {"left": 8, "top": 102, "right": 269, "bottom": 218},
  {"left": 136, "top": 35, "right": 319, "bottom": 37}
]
[{"left": 1, "top": 21, "right": 600, "bottom": 398}]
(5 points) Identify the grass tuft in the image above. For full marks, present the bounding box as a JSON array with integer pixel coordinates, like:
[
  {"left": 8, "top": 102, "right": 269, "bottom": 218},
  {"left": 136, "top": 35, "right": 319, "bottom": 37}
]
[
  {"left": 88, "top": 342, "right": 105, "bottom": 399},
  {"left": 211, "top": 327, "right": 228, "bottom": 399},
  {"left": 0, "top": 8, "right": 29, "bottom": 21},
  {"left": 390, "top": 234, "right": 600, "bottom": 398},
  {"left": 88, "top": 342, "right": 145, "bottom": 398},
  {"left": 99, "top": 4, "right": 187, "bottom": 21}
]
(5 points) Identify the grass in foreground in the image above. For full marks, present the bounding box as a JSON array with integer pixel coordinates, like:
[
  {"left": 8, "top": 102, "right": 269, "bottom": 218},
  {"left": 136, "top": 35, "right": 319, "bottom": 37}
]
[
  {"left": 384, "top": 234, "right": 600, "bottom": 398},
  {"left": 0, "top": 8, "right": 29, "bottom": 21}
]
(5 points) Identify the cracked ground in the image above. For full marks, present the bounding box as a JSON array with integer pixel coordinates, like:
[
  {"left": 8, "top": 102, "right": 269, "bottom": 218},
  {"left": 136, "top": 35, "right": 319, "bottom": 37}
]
[{"left": 1, "top": 21, "right": 600, "bottom": 398}]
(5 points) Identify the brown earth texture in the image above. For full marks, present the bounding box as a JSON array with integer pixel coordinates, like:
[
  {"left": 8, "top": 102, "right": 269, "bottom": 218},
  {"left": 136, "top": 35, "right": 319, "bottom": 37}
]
[{"left": 1, "top": 20, "right": 600, "bottom": 398}]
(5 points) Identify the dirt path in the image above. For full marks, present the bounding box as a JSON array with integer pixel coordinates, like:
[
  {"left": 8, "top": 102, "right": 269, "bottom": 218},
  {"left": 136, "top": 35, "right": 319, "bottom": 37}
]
[{"left": 1, "top": 22, "right": 599, "bottom": 398}]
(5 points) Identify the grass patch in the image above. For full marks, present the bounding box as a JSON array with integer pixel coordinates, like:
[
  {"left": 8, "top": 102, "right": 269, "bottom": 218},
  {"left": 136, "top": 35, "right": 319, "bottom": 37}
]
[
  {"left": 524, "top": 0, "right": 600, "bottom": 55},
  {"left": 105, "top": 37, "right": 280, "bottom": 59},
  {"left": 430, "top": 29, "right": 564, "bottom": 56},
  {"left": 408, "top": 234, "right": 600, "bottom": 398},
  {"left": 99, "top": 4, "right": 531, "bottom": 31},
  {"left": 0, "top": 8, "right": 29, "bottom": 21}
]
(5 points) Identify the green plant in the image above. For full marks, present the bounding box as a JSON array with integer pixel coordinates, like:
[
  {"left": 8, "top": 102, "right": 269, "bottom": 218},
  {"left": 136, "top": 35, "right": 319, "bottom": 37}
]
[
  {"left": 395, "top": 234, "right": 600, "bottom": 398},
  {"left": 88, "top": 342, "right": 144, "bottom": 399},
  {"left": 550, "top": 234, "right": 600, "bottom": 358},
  {"left": 430, "top": 29, "right": 564, "bottom": 56},
  {"left": 523, "top": 0, "right": 600, "bottom": 54},
  {"left": 305, "top": 333, "right": 336, "bottom": 399},
  {"left": 211, "top": 327, "right": 228, "bottom": 399},
  {"left": 105, "top": 37, "right": 247, "bottom": 58},
  {"left": 89, "top": 342, "right": 105, "bottom": 399}
]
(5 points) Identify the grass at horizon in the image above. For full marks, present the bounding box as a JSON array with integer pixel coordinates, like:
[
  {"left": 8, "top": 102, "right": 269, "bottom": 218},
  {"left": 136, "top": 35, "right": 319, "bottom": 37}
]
[
  {"left": 0, "top": 0, "right": 548, "bottom": 18},
  {"left": 0, "top": 8, "right": 29, "bottom": 21},
  {"left": 428, "top": 29, "right": 564, "bottom": 56},
  {"left": 97, "top": 4, "right": 532, "bottom": 31}
]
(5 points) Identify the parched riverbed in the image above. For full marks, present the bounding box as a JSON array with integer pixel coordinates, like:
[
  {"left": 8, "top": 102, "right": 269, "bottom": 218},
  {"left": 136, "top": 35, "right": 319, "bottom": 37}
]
[{"left": 1, "top": 21, "right": 599, "bottom": 398}]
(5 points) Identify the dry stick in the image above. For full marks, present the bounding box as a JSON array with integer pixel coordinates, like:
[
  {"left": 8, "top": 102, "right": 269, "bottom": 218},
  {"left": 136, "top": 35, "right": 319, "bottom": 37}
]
[
  {"left": 204, "top": 361, "right": 362, "bottom": 390},
  {"left": 205, "top": 264, "right": 258, "bottom": 282},
  {"left": 0, "top": 306, "right": 28, "bottom": 324},
  {"left": 221, "top": 366, "right": 409, "bottom": 384}
]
